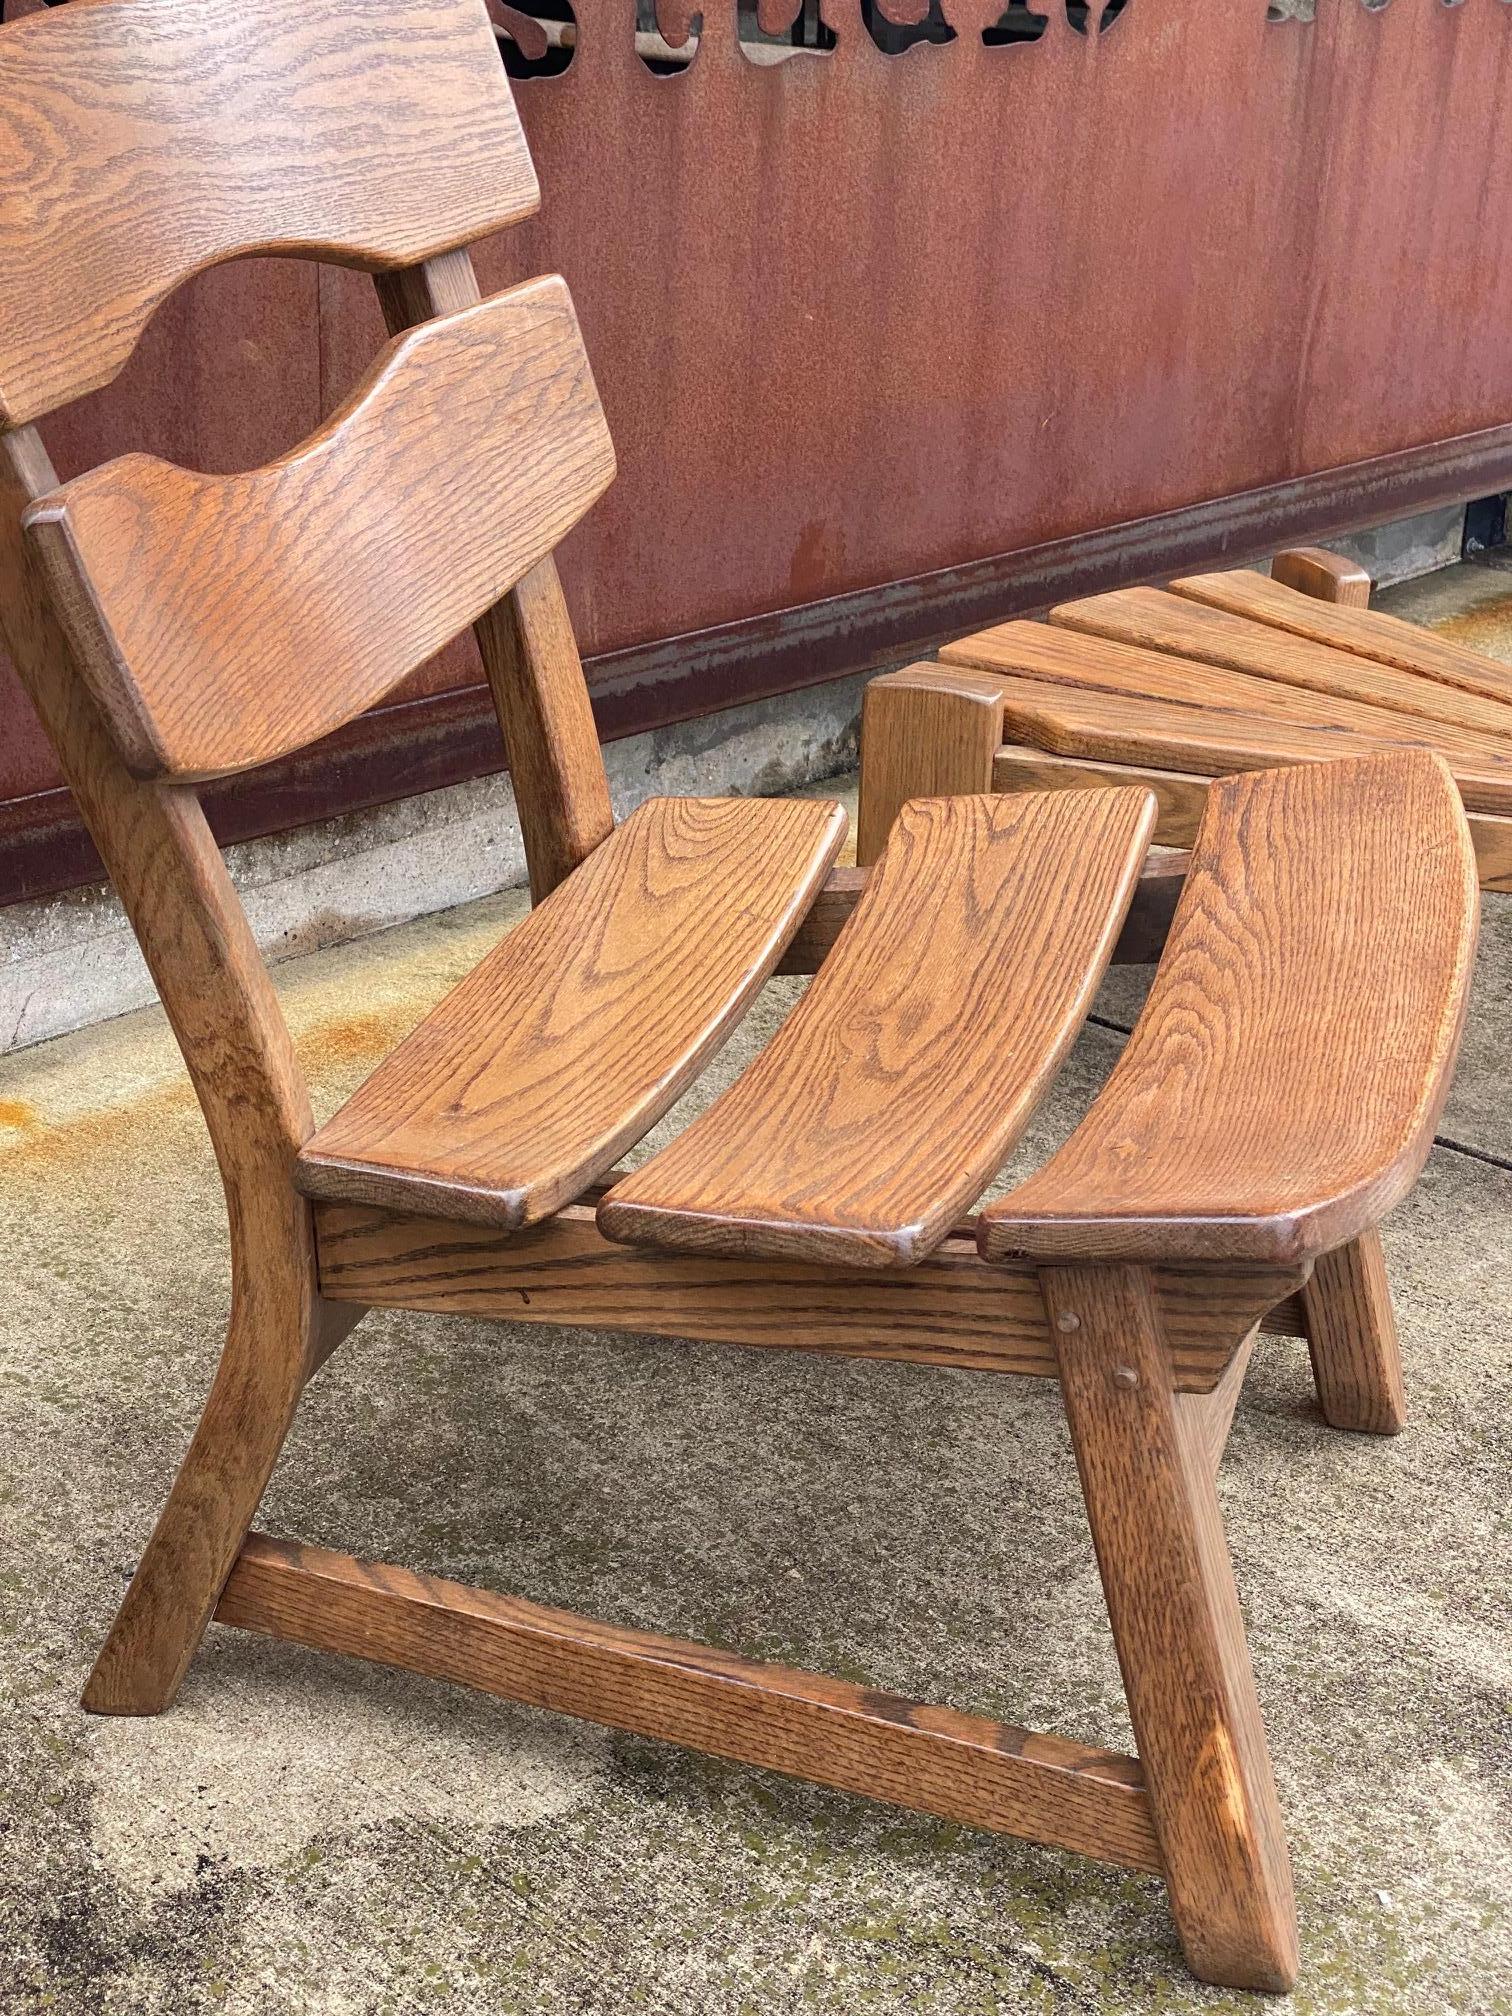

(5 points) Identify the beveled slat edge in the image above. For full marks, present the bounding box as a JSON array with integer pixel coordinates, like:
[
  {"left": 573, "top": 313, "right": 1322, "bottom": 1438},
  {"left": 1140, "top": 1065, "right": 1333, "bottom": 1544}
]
[
  {"left": 294, "top": 796, "right": 848, "bottom": 1227},
  {"left": 214, "top": 1533, "right": 1164, "bottom": 1873}
]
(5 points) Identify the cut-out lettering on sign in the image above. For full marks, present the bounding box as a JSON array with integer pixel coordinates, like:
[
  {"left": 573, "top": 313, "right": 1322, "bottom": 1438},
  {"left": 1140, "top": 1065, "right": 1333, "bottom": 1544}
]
[{"left": 9, "top": 0, "right": 1507, "bottom": 65}]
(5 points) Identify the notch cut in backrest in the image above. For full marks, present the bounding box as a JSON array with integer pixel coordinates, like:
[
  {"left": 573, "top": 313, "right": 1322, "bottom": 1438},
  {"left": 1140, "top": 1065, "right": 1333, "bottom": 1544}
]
[
  {"left": 23, "top": 276, "right": 616, "bottom": 781},
  {"left": 0, "top": 0, "right": 535, "bottom": 427}
]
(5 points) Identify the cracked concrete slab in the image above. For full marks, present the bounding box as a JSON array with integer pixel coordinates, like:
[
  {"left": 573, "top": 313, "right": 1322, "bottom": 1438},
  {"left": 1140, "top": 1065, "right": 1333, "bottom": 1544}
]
[{"left": 1, "top": 801, "right": 1508, "bottom": 2016}]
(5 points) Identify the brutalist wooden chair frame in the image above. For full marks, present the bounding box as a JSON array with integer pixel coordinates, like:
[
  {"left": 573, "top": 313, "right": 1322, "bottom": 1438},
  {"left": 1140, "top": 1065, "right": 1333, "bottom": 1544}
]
[{"left": 0, "top": 0, "right": 1480, "bottom": 1996}]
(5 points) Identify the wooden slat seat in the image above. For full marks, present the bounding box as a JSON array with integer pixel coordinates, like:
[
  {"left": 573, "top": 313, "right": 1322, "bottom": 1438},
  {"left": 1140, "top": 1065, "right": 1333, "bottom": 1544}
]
[
  {"left": 1048, "top": 586, "right": 1512, "bottom": 742},
  {"left": 979, "top": 751, "right": 1478, "bottom": 1268},
  {"left": 295, "top": 796, "right": 846, "bottom": 1228},
  {"left": 940, "top": 618, "right": 1512, "bottom": 787},
  {"left": 597, "top": 788, "right": 1158, "bottom": 1268},
  {"left": 985, "top": 672, "right": 1512, "bottom": 817},
  {"left": 1170, "top": 567, "right": 1512, "bottom": 705}
]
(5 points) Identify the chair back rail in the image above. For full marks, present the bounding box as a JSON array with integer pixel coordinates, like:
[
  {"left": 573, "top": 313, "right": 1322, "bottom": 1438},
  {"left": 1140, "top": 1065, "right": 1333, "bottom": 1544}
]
[
  {"left": 0, "top": 0, "right": 536, "bottom": 429},
  {"left": 25, "top": 278, "right": 615, "bottom": 781}
]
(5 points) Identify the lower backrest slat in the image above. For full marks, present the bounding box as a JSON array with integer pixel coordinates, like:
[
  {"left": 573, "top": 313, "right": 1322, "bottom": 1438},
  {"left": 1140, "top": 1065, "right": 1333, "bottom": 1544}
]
[{"left": 23, "top": 277, "right": 614, "bottom": 781}]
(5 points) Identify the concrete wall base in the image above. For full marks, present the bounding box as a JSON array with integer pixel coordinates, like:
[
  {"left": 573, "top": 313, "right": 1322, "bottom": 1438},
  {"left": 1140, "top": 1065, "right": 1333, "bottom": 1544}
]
[{"left": 1, "top": 675, "right": 865, "bottom": 1054}]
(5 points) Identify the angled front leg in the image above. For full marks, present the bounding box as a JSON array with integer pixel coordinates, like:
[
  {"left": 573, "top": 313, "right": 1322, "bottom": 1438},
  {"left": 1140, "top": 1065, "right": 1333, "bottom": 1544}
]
[
  {"left": 1045, "top": 1265, "right": 1298, "bottom": 1993},
  {"left": 0, "top": 426, "right": 333, "bottom": 1716},
  {"left": 82, "top": 1194, "right": 324, "bottom": 1715}
]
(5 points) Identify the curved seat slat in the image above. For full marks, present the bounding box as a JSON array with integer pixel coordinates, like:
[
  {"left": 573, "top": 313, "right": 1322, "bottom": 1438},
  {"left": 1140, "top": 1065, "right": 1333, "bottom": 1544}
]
[
  {"left": 979, "top": 751, "right": 1479, "bottom": 1268},
  {"left": 0, "top": 0, "right": 535, "bottom": 427},
  {"left": 295, "top": 797, "right": 846, "bottom": 1229},
  {"left": 25, "top": 279, "right": 613, "bottom": 781},
  {"left": 597, "top": 789, "right": 1157, "bottom": 1269}
]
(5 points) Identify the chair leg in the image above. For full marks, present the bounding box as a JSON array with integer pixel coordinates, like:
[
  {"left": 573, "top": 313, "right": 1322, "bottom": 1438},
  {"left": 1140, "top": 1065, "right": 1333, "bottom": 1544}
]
[
  {"left": 1300, "top": 1230, "right": 1407, "bottom": 1436},
  {"left": 83, "top": 1248, "right": 322, "bottom": 1716},
  {"left": 1045, "top": 1265, "right": 1298, "bottom": 1993},
  {"left": 855, "top": 664, "right": 1004, "bottom": 865}
]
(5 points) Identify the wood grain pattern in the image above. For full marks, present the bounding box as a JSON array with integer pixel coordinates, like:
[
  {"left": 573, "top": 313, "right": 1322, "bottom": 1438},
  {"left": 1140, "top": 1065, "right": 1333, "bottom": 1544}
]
[
  {"left": 1048, "top": 1266, "right": 1297, "bottom": 1991},
  {"left": 1269, "top": 548, "right": 1373, "bottom": 609},
  {"left": 1050, "top": 588, "right": 1512, "bottom": 742},
  {"left": 981, "top": 752, "right": 1479, "bottom": 1266},
  {"left": 0, "top": 0, "right": 536, "bottom": 427},
  {"left": 26, "top": 278, "right": 614, "bottom": 781},
  {"left": 374, "top": 251, "right": 614, "bottom": 902},
  {"left": 1173, "top": 567, "right": 1512, "bottom": 706},
  {"left": 297, "top": 797, "right": 845, "bottom": 1227},
  {"left": 985, "top": 670, "right": 1512, "bottom": 819},
  {"left": 0, "top": 427, "right": 331, "bottom": 1715},
  {"left": 1175, "top": 1332, "right": 1257, "bottom": 1478},
  {"left": 215, "top": 1533, "right": 1164, "bottom": 1872},
  {"left": 312, "top": 1200, "right": 1310, "bottom": 1388},
  {"left": 991, "top": 744, "right": 1512, "bottom": 892},
  {"left": 1266, "top": 555, "right": 1412, "bottom": 1442},
  {"left": 855, "top": 664, "right": 1004, "bottom": 866},
  {"left": 943, "top": 621, "right": 1512, "bottom": 781},
  {"left": 1301, "top": 1230, "right": 1408, "bottom": 1436},
  {"left": 600, "top": 790, "right": 1156, "bottom": 1267}
]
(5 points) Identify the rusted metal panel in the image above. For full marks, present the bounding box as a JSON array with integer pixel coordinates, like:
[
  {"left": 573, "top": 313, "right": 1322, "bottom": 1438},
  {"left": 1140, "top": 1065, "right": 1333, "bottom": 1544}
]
[{"left": 3, "top": 0, "right": 1512, "bottom": 894}]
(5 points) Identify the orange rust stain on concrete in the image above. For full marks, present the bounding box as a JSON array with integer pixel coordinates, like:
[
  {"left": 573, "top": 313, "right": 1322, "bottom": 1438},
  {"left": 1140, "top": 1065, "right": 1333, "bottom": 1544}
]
[
  {"left": 1431, "top": 596, "right": 1512, "bottom": 664},
  {"left": 0, "top": 1079, "right": 199, "bottom": 1178},
  {"left": 0, "top": 1098, "right": 37, "bottom": 1131},
  {"left": 302, "top": 1011, "right": 393, "bottom": 1071}
]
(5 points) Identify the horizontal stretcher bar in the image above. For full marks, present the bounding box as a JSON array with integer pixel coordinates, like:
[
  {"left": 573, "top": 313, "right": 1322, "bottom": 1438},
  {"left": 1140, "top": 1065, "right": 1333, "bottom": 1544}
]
[{"left": 215, "top": 1532, "right": 1165, "bottom": 1873}]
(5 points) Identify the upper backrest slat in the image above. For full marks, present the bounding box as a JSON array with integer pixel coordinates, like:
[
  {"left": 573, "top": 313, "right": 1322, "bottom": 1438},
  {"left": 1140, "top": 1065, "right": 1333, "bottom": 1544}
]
[
  {"left": 0, "top": 0, "right": 536, "bottom": 427},
  {"left": 23, "top": 276, "right": 615, "bottom": 780}
]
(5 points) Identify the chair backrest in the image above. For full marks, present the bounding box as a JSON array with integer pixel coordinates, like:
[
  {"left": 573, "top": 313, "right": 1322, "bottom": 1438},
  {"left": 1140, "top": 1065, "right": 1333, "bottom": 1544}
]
[
  {"left": 0, "top": 0, "right": 616, "bottom": 862},
  {"left": 0, "top": 0, "right": 538, "bottom": 427},
  {"left": 0, "top": 0, "right": 618, "bottom": 1206}
]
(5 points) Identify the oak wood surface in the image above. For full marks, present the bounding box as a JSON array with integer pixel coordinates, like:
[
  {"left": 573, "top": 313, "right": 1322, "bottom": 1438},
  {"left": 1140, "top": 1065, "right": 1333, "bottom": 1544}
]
[
  {"left": 374, "top": 251, "right": 615, "bottom": 901},
  {"left": 855, "top": 663, "right": 1004, "bottom": 866},
  {"left": 312, "top": 1200, "right": 1310, "bottom": 1387},
  {"left": 981, "top": 752, "right": 1479, "bottom": 1266},
  {"left": 0, "top": 0, "right": 535, "bottom": 428},
  {"left": 1173, "top": 567, "right": 1512, "bottom": 705},
  {"left": 0, "top": 427, "right": 328, "bottom": 1716},
  {"left": 985, "top": 670, "right": 1512, "bottom": 818},
  {"left": 297, "top": 797, "right": 845, "bottom": 1227},
  {"left": 1174, "top": 1332, "right": 1257, "bottom": 1478},
  {"left": 1269, "top": 547, "right": 1373, "bottom": 608},
  {"left": 1050, "top": 588, "right": 1512, "bottom": 742},
  {"left": 26, "top": 278, "right": 614, "bottom": 782},
  {"left": 215, "top": 1533, "right": 1164, "bottom": 1871},
  {"left": 600, "top": 789, "right": 1156, "bottom": 1267},
  {"left": 990, "top": 744, "right": 1512, "bottom": 892},
  {"left": 1301, "top": 1230, "right": 1408, "bottom": 1436},
  {"left": 1048, "top": 1266, "right": 1297, "bottom": 1991},
  {"left": 942, "top": 620, "right": 1512, "bottom": 782}
]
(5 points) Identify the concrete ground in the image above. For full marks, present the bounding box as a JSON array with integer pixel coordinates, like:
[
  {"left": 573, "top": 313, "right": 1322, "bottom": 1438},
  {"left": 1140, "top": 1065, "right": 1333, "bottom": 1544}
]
[{"left": 3, "top": 572, "right": 1511, "bottom": 2015}]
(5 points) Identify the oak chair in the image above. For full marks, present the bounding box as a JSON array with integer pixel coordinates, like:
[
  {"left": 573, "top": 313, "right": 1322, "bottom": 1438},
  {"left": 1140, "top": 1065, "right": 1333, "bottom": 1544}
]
[{"left": 0, "top": 0, "right": 1481, "bottom": 1993}]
